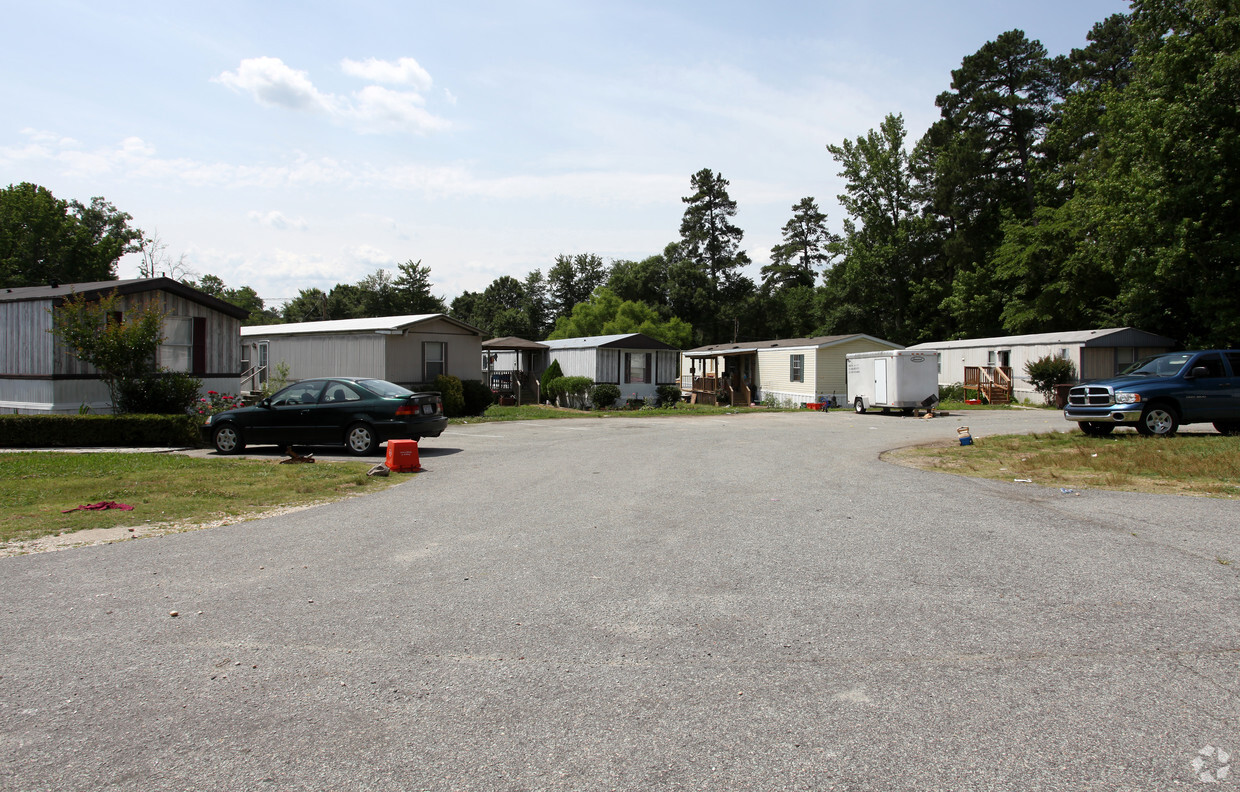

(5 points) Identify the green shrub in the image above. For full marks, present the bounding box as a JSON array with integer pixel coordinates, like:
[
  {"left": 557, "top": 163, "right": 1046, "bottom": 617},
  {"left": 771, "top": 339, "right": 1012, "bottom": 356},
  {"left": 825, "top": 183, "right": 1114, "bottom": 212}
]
[
  {"left": 590, "top": 383, "right": 621, "bottom": 409},
  {"left": 116, "top": 371, "right": 204, "bottom": 415},
  {"left": 548, "top": 376, "right": 592, "bottom": 405},
  {"left": 939, "top": 383, "right": 967, "bottom": 402},
  {"left": 1024, "top": 355, "right": 1078, "bottom": 405},
  {"left": 539, "top": 360, "right": 564, "bottom": 401},
  {"left": 432, "top": 374, "right": 466, "bottom": 417},
  {"left": 656, "top": 384, "right": 681, "bottom": 407},
  {"left": 460, "top": 378, "right": 495, "bottom": 416},
  {"left": 0, "top": 414, "right": 202, "bottom": 448}
]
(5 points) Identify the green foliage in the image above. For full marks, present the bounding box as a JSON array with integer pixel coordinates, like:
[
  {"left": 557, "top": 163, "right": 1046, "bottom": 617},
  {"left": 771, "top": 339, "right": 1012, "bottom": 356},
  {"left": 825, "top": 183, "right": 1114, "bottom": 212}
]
[
  {"left": 260, "top": 361, "right": 291, "bottom": 399},
  {"left": 547, "top": 287, "right": 693, "bottom": 348},
  {"left": 546, "top": 376, "right": 592, "bottom": 402},
  {"left": 1024, "top": 355, "right": 1078, "bottom": 405},
  {"left": 281, "top": 261, "right": 449, "bottom": 323},
  {"left": 655, "top": 385, "right": 682, "bottom": 407},
  {"left": 460, "top": 378, "right": 495, "bottom": 416},
  {"left": 539, "top": 359, "right": 564, "bottom": 399},
  {"left": 763, "top": 197, "right": 835, "bottom": 290},
  {"left": 0, "top": 414, "right": 201, "bottom": 448},
  {"left": 193, "top": 389, "right": 247, "bottom": 419},
  {"left": 590, "top": 383, "right": 621, "bottom": 409},
  {"left": 0, "top": 183, "right": 142, "bottom": 288},
  {"left": 49, "top": 289, "right": 167, "bottom": 412},
  {"left": 117, "top": 372, "right": 204, "bottom": 415},
  {"left": 548, "top": 253, "right": 608, "bottom": 317},
  {"left": 432, "top": 374, "right": 465, "bottom": 417}
]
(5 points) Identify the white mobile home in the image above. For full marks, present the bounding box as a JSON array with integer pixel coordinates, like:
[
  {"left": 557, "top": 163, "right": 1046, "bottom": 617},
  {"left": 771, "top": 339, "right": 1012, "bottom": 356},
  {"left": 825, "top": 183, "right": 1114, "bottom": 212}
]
[
  {"left": 240, "top": 314, "right": 485, "bottom": 392},
  {"left": 682, "top": 334, "right": 903, "bottom": 407},
  {"left": 1, "top": 278, "right": 248, "bottom": 413},
  {"left": 538, "top": 333, "right": 681, "bottom": 405},
  {"left": 907, "top": 327, "right": 1176, "bottom": 402}
]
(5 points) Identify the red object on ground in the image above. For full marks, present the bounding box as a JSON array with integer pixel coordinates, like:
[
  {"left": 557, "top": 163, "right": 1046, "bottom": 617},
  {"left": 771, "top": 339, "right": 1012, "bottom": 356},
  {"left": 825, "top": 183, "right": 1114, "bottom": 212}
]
[
  {"left": 385, "top": 439, "right": 422, "bottom": 472},
  {"left": 61, "top": 501, "right": 135, "bottom": 514}
]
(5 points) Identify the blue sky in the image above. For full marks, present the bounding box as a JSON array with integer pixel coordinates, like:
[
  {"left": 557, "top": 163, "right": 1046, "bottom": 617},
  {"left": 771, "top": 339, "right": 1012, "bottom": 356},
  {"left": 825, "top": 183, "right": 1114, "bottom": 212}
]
[{"left": 2, "top": 0, "right": 1130, "bottom": 309}]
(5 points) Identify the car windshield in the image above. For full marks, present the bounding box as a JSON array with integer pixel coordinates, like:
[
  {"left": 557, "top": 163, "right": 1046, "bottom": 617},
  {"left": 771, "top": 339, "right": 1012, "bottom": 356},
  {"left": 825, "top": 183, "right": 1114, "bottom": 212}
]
[
  {"left": 1119, "top": 353, "right": 1192, "bottom": 377},
  {"left": 357, "top": 379, "right": 414, "bottom": 398}
]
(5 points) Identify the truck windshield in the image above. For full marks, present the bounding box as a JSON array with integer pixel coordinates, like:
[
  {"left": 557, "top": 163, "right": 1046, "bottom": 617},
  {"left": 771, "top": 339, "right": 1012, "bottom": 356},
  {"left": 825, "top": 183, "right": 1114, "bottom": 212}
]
[{"left": 1120, "top": 353, "right": 1192, "bottom": 377}]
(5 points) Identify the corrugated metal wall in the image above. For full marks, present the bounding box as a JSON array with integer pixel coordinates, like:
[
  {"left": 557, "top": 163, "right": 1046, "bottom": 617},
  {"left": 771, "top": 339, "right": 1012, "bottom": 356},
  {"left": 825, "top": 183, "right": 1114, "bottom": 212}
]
[
  {"left": 258, "top": 334, "right": 387, "bottom": 381},
  {"left": 0, "top": 299, "right": 55, "bottom": 375}
]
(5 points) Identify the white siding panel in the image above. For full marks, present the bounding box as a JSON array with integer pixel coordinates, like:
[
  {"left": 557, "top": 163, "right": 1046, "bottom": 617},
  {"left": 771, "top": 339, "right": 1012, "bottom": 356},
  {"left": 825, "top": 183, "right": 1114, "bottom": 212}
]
[
  {"left": 550, "top": 349, "right": 598, "bottom": 379},
  {"left": 259, "top": 334, "right": 386, "bottom": 381}
]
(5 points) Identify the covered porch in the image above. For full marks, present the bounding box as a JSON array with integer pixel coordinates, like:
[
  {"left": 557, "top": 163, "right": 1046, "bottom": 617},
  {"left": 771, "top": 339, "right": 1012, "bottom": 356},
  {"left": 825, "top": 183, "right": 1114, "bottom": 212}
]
[
  {"left": 482, "top": 336, "right": 547, "bottom": 405},
  {"left": 684, "top": 350, "right": 755, "bottom": 406}
]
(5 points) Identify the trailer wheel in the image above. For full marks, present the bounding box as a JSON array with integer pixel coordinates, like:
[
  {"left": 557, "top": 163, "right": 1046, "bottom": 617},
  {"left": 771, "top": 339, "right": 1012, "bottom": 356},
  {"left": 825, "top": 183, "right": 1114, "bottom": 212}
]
[{"left": 854, "top": 397, "right": 866, "bottom": 414}]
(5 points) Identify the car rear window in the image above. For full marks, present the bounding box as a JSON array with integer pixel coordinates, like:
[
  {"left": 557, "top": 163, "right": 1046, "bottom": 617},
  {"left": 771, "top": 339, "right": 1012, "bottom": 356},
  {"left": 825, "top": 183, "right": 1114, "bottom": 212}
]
[{"left": 358, "top": 379, "right": 414, "bottom": 398}]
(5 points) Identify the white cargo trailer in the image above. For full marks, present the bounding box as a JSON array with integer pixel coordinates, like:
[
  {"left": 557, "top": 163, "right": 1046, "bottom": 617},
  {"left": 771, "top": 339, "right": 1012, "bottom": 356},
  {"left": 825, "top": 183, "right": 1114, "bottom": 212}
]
[{"left": 846, "top": 349, "right": 941, "bottom": 415}]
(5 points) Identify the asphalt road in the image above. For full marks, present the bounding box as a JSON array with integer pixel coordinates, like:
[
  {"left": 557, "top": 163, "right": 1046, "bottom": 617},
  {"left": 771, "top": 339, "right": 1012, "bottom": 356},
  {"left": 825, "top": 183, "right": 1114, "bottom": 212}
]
[{"left": 2, "top": 409, "right": 1238, "bottom": 791}]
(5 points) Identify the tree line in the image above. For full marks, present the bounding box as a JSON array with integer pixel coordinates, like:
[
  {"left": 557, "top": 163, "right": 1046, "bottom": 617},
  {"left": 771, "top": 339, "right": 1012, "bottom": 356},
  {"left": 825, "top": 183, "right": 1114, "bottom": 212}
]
[{"left": 4, "top": 0, "right": 1233, "bottom": 348}]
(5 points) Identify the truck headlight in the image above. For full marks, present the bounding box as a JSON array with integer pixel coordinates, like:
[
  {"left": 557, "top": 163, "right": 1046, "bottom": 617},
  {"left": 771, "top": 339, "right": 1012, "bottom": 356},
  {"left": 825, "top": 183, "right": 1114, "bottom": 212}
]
[{"left": 1115, "top": 392, "right": 1142, "bottom": 404}]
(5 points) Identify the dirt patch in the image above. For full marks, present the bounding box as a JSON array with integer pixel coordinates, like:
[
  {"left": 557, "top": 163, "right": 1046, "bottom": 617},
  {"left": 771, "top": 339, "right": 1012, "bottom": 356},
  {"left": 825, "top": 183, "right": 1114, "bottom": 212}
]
[{"left": 0, "top": 502, "right": 324, "bottom": 558}]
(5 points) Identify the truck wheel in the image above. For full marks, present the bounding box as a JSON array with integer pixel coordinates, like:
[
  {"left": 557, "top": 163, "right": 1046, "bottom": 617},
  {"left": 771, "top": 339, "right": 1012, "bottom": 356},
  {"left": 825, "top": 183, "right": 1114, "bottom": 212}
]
[
  {"left": 1136, "top": 403, "right": 1178, "bottom": 437},
  {"left": 1214, "top": 422, "right": 1240, "bottom": 436},
  {"left": 854, "top": 397, "right": 866, "bottom": 414},
  {"left": 1079, "top": 422, "right": 1114, "bottom": 437}
]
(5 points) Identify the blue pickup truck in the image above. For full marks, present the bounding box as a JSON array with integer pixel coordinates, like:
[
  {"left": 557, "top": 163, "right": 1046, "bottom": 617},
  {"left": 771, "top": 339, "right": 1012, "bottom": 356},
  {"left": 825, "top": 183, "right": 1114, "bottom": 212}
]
[{"left": 1064, "top": 350, "right": 1240, "bottom": 437}]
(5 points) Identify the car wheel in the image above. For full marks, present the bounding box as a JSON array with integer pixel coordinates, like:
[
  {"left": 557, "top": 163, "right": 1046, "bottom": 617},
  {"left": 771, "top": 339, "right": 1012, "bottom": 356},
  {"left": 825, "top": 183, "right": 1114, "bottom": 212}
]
[
  {"left": 1079, "top": 421, "right": 1115, "bottom": 437},
  {"left": 1136, "top": 403, "right": 1179, "bottom": 437},
  {"left": 854, "top": 397, "right": 866, "bottom": 414},
  {"left": 1214, "top": 422, "right": 1240, "bottom": 436},
  {"left": 346, "top": 422, "right": 379, "bottom": 455},
  {"left": 213, "top": 423, "right": 245, "bottom": 454}
]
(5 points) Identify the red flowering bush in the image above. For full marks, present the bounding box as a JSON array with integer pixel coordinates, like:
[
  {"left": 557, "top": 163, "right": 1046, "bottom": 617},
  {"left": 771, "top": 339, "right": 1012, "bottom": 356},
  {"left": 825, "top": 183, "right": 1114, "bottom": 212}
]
[{"left": 194, "top": 390, "right": 245, "bottom": 418}]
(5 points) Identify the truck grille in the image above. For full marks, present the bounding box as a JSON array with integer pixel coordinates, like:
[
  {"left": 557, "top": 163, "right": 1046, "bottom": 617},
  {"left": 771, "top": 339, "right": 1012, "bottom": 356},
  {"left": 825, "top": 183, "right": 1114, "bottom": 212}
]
[{"left": 1068, "top": 385, "right": 1113, "bottom": 406}]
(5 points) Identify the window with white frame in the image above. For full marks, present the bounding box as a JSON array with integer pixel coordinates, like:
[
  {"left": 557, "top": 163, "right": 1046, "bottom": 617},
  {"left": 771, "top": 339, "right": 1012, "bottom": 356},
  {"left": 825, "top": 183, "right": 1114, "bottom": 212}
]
[
  {"left": 790, "top": 354, "right": 804, "bottom": 383},
  {"left": 424, "top": 341, "right": 446, "bottom": 380},
  {"left": 159, "top": 316, "right": 193, "bottom": 372}
]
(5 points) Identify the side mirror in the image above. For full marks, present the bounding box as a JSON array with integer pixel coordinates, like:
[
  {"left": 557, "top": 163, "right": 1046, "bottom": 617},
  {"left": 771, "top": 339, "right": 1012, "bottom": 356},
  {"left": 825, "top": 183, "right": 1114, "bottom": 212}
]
[
  {"left": 260, "top": 398, "right": 272, "bottom": 408},
  {"left": 1189, "top": 366, "right": 1210, "bottom": 379}
]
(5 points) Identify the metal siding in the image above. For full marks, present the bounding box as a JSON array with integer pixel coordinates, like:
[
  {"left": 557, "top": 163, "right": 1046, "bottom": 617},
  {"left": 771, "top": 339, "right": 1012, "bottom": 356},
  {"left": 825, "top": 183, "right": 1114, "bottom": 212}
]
[
  {"left": 549, "top": 348, "right": 598, "bottom": 379},
  {"left": 0, "top": 299, "right": 54, "bottom": 375},
  {"left": 260, "top": 334, "right": 386, "bottom": 380}
]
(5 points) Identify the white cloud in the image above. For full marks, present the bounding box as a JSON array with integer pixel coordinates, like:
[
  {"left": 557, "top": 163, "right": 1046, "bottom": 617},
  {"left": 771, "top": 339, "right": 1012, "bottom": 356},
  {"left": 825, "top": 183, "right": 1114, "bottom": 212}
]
[
  {"left": 340, "top": 57, "right": 432, "bottom": 90},
  {"left": 213, "top": 57, "right": 337, "bottom": 114},
  {"left": 348, "top": 244, "right": 396, "bottom": 268},
  {"left": 214, "top": 56, "right": 449, "bottom": 136},
  {"left": 248, "top": 210, "right": 308, "bottom": 231},
  {"left": 351, "top": 85, "right": 449, "bottom": 135}
]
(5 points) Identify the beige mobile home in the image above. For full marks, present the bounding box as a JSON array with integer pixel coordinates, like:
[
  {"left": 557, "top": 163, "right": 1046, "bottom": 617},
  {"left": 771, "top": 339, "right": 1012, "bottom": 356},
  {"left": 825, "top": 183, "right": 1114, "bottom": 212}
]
[
  {"left": 682, "top": 334, "right": 903, "bottom": 407},
  {"left": 240, "top": 314, "right": 485, "bottom": 392}
]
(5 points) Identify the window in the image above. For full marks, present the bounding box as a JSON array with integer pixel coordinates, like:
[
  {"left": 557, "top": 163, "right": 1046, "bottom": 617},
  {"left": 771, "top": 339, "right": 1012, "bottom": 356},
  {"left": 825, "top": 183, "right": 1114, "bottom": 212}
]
[
  {"left": 790, "top": 354, "right": 804, "bottom": 383},
  {"left": 271, "top": 380, "right": 326, "bottom": 406},
  {"left": 322, "top": 382, "right": 362, "bottom": 403},
  {"left": 424, "top": 342, "right": 446, "bottom": 380},
  {"left": 624, "top": 352, "right": 650, "bottom": 384},
  {"left": 159, "top": 316, "right": 193, "bottom": 372}
]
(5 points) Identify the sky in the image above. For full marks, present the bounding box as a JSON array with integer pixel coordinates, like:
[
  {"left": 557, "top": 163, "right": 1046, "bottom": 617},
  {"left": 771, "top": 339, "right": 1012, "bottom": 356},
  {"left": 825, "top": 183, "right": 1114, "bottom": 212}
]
[{"left": 2, "top": 0, "right": 1131, "bottom": 311}]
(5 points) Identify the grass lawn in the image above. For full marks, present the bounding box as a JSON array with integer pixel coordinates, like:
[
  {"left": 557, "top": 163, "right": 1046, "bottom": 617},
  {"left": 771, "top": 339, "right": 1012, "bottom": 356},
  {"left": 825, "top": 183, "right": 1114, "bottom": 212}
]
[
  {"left": 887, "top": 431, "right": 1240, "bottom": 498},
  {"left": 0, "top": 452, "right": 401, "bottom": 547}
]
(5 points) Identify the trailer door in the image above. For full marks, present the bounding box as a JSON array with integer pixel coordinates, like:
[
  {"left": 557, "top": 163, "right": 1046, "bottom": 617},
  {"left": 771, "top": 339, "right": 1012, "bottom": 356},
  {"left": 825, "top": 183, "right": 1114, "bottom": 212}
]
[{"left": 874, "top": 358, "right": 888, "bottom": 403}]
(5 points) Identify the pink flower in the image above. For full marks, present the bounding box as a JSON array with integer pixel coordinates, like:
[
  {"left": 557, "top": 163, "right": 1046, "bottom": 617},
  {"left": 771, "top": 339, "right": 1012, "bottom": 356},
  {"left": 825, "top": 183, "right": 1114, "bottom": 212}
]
[{"left": 207, "top": 390, "right": 218, "bottom": 395}]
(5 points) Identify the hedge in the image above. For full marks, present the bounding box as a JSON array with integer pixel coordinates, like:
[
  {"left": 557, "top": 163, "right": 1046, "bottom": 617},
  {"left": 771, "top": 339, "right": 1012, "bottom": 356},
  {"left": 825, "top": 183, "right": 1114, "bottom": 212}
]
[{"left": 0, "top": 414, "right": 203, "bottom": 448}]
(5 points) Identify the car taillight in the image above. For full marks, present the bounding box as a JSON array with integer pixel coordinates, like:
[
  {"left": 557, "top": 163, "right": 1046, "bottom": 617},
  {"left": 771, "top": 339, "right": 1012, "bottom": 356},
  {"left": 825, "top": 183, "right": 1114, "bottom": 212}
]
[{"left": 396, "top": 403, "right": 416, "bottom": 416}]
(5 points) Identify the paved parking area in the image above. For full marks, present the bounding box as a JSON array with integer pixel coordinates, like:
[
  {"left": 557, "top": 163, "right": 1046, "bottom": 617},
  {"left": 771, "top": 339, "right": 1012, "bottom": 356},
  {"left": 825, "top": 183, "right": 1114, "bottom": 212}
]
[{"left": 2, "top": 409, "right": 1237, "bottom": 791}]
